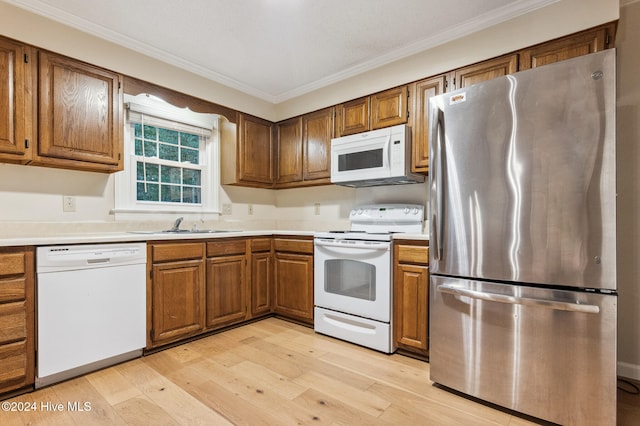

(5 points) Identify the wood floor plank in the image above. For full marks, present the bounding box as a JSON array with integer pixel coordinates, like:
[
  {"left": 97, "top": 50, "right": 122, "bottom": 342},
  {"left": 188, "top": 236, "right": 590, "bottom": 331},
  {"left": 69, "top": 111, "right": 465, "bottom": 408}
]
[
  {"left": 112, "top": 396, "right": 179, "bottom": 425},
  {"left": 50, "top": 375, "right": 127, "bottom": 426},
  {"left": 228, "top": 359, "right": 307, "bottom": 400},
  {"left": 368, "top": 381, "right": 511, "bottom": 426},
  {"left": 292, "top": 387, "right": 391, "bottom": 425},
  {"left": 115, "top": 358, "right": 224, "bottom": 425},
  {"left": 84, "top": 365, "right": 144, "bottom": 406},
  {"left": 293, "top": 370, "right": 391, "bottom": 417}
]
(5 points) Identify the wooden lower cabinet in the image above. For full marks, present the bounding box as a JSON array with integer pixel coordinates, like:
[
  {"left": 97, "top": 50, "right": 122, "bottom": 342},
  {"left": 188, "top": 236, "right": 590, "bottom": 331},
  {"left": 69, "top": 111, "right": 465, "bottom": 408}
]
[
  {"left": 250, "top": 238, "right": 273, "bottom": 317},
  {"left": 148, "top": 242, "right": 205, "bottom": 348},
  {"left": 273, "top": 237, "right": 314, "bottom": 325},
  {"left": 0, "top": 247, "right": 35, "bottom": 396},
  {"left": 393, "top": 241, "right": 429, "bottom": 357},
  {"left": 206, "top": 239, "right": 248, "bottom": 328}
]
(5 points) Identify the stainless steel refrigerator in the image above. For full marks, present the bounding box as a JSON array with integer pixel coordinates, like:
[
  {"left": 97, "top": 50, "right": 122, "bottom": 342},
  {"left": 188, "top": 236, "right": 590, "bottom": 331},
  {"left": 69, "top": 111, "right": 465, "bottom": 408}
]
[{"left": 428, "top": 49, "right": 617, "bottom": 426}]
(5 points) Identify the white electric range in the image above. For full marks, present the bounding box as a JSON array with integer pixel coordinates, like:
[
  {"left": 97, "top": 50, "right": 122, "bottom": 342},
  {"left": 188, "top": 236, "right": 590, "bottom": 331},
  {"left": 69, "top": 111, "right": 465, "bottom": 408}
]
[{"left": 313, "top": 204, "right": 424, "bottom": 353}]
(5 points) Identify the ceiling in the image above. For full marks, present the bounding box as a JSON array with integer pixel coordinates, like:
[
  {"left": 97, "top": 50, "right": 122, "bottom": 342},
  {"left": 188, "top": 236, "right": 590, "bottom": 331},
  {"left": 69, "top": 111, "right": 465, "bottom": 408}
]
[{"left": 5, "top": 0, "right": 557, "bottom": 103}]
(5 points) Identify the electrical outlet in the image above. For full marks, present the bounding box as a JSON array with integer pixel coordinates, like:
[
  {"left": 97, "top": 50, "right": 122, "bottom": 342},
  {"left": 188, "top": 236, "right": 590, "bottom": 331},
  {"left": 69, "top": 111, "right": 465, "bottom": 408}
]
[
  {"left": 63, "top": 196, "right": 76, "bottom": 212},
  {"left": 248, "top": 204, "right": 254, "bottom": 215},
  {"left": 222, "top": 203, "right": 232, "bottom": 215},
  {"left": 314, "top": 203, "right": 320, "bottom": 215}
]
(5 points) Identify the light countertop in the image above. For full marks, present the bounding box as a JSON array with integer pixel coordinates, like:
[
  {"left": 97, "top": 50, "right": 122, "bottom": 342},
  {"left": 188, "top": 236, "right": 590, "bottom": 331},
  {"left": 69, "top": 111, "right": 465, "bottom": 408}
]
[{"left": 0, "top": 229, "right": 427, "bottom": 247}]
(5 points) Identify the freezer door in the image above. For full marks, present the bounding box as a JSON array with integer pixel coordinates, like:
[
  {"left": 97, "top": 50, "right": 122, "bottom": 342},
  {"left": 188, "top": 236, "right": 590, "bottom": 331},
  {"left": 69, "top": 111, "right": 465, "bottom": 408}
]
[
  {"left": 429, "top": 50, "right": 616, "bottom": 290},
  {"left": 429, "top": 275, "right": 617, "bottom": 425}
]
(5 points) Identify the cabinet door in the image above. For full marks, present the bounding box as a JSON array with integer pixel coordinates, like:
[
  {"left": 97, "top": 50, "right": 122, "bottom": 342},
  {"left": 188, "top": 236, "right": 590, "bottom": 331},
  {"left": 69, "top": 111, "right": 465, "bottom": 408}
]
[
  {"left": 206, "top": 255, "right": 247, "bottom": 328},
  {"left": 371, "top": 86, "right": 408, "bottom": 130},
  {"left": 336, "top": 96, "right": 369, "bottom": 137},
  {"left": 303, "top": 107, "right": 333, "bottom": 181},
  {"left": 251, "top": 251, "right": 272, "bottom": 317},
  {"left": 411, "top": 76, "right": 445, "bottom": 173},
  {"left": 276, "top": 117, "right": 303, "bottom": 184},
  {"left": 274, "top": 252, "right": 313, "bottom": 324},
  {"left": 0, "top": 38, "right": 31, "bottom": 163},
  {"left": 519, "top": 24, "right": 614, "bottom": 70},
  {"left": 238, "top": 113, "right": 274, "bottom": 185},
  {"left": 37, "top": 50, "right": 123, "bottom": 172},
  {"left": 150, "top": 259, "right": 205, "bottom": 346},
  {"left": 453, "top": 54, "right": 518, "bottom": 90},
  {"left": 394, "top": 263, "right": 429, "bottom": 354}
]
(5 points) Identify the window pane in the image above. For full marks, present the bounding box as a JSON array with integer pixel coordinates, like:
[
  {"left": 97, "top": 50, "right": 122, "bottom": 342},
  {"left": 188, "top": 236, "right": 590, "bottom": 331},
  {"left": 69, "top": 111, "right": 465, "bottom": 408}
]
[
  {"left": 145, "top": 163, "right": 159, "bottom": 182},
  {"left": 160, "top": 165, "right": 181, "bottom": 184},
  {"left": 159, "top": 144, "right": 179, "bottom": 161},
  {"left": 134, "top": 139, "right": 144, "bottom": 156},
  {"left": 158, "top": 128, "right": 179, "bottom": 145},
  {"left": 161, "top": 184, "right": 181, "bottom": 203},
  {"left": 180, "top": 132, "right": 199, "bottom": 148},
  {"left": 143, "top": 141, "right": 157, "bottom": 157},
  {"left": 183, "top": 169, "right": 201, "bottom": 185},
  {"left": 181, "top": 147, "right": 199, "bottom": 164},
  {"left": 182, "top": 187, "right": 201, "bottom": 204},
  {"left": 137, "top": 183, "right": 159, "bottom": 201},
  {"left": 144, "top": 125, "right": 157, "bottom": 140},
  {"left": 134, "top": 123, "right": 142, "bottom": 138}
]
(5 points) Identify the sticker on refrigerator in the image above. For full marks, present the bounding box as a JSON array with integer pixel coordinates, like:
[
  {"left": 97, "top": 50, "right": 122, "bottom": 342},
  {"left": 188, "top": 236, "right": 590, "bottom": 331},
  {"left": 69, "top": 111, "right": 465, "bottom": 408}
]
[{"left": 449, "top": 93, "right": 466, "bottom": 105}]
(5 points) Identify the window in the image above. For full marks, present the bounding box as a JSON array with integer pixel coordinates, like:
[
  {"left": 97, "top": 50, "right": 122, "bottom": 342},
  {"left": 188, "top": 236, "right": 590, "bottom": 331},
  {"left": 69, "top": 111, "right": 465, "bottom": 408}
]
[{"left": 114, "top": 94, "right": 220, "bottom": 219}]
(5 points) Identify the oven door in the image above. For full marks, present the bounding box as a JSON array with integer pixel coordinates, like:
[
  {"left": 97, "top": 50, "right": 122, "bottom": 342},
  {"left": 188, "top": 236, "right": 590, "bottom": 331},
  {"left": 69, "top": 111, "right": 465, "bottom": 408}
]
[{"left": 314, "top": 238, "right": 391, "bottom": 322}]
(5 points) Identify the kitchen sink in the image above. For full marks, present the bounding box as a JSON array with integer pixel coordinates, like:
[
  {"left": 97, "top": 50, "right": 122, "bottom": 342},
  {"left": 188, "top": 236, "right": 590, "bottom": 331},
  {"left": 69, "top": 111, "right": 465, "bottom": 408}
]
[{"left": 128, "top": 229, "right": 242, "bottom": 234}]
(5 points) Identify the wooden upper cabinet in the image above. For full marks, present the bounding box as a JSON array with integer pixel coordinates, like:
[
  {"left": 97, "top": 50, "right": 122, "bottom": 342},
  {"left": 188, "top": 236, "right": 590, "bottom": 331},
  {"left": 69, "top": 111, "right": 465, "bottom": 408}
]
[
  {"left": 274, "top": 107, "right": 334, "bottom": 188},
  {"left": 0, "top": 37, "right": 33, "bottom": 164},
  {"left": 410, "top": 76, "right": 445, "bottom": 174},
  {"left": 35, "top": 50, "right": 123, "bottom": 172},
  {"left": 336, "top": 96, "right": 369, "bottom": 137},
  {"left": 276, "top": 117, "right": 303, "bottom": 184},
  {"left": 335, "top": 86, "right": 408, "bottom": 137},
  {"left": 237, "top": 113, "right": 274, "bottom": 187},
  {"left": 453, "top": 54, "right": 518, "bottom": 90},
  {"left": 371, "top": 86, "right": 408, "bottom": 130},
  {"left": 519, "top": 23, "right": 616, "bottom": 70},
  {"left": 303, "top": 107, "right": 333, "bottom": 182}
]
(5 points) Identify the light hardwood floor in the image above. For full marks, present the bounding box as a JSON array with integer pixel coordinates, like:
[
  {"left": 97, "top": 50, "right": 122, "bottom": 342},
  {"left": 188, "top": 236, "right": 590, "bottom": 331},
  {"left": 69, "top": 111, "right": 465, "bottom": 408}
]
[{"left": 2, "top": 318, "right": 639, "bottom": 425}]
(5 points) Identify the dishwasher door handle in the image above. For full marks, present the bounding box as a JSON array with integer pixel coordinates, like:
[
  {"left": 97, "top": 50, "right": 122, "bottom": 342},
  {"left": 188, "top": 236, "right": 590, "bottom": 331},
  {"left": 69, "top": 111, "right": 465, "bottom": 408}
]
[{"left": 87, "top": 258, "right": 111, "bottom": 264}]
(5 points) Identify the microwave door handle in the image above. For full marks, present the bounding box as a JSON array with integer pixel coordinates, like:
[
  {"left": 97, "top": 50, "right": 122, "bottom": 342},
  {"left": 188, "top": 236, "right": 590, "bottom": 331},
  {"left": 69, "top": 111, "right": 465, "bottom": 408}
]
[
  {"left": 385, "top": 132, "right": 392, "bottom": 167},
  {"left": 438, "top": 285, "right": 601, "bottom": 314},
  {"left": 430, "top": 104, "right": 445, "bottom": 261}
]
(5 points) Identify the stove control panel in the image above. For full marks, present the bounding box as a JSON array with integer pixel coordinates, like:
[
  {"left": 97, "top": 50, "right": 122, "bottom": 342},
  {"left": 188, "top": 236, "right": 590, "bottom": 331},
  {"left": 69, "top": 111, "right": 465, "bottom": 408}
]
[{"left": 349, "top": 204, "right": 424, "bottom": 222}]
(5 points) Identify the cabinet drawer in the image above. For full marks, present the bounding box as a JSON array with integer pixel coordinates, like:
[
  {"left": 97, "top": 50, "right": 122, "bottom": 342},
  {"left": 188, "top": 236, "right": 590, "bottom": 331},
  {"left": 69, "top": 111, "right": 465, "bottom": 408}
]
[
  {"left": 0, "top": 252, "right": 25, "bottom": 277},
  {"left": 251, "top": 238, "right": 272, "bottom": 252},
  {"left": 397, "top": 245, "right": 429, "bottom": 265},
  {"left": 274, "top": 239, "right": 313, "bottom": 254},
  {"left": 207, "top": 239, "right": 247, "bottom": 257},
  {"left": 0, "top": 340, "right": 29, "bottom": 387},
  {"left": 0, "top": 278, "right": 26, "bottom": 303},
  {"left": 0, "top": 301, "right": 27, "bottom": 345},
  {"left": 152, "top": 243, "right": 204, "bottom": 262}
]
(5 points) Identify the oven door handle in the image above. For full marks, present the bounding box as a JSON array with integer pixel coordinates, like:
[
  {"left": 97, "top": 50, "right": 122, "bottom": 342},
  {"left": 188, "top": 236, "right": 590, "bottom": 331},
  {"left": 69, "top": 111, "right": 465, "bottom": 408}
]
[{"left": 314, "top": 239, "right": 390, "bottom": 250}]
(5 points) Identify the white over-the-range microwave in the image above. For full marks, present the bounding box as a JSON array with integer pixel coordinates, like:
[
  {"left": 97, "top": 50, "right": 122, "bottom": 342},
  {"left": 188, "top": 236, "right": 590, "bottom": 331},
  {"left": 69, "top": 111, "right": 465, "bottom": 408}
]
[{"left": 330, "top": 124, "right": 425, "bottom": 187}]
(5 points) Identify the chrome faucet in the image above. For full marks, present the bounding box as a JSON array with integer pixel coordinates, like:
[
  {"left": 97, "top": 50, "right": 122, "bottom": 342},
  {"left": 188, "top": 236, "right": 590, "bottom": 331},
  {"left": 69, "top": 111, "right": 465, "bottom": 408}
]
[{"left": 170, "top": 217, "right": 184, "bottom": 232}]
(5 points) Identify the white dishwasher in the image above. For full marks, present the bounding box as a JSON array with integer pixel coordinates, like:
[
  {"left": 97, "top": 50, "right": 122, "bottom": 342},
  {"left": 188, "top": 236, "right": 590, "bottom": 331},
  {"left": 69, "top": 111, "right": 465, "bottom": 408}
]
[{"left": 36, "top": 242, "right": 147, "bottom": 388}]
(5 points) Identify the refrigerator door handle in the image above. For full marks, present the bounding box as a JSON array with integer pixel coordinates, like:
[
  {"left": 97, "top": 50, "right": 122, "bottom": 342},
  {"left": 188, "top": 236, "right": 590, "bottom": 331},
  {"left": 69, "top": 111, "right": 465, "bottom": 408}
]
[
  {"left": 430, "top": 104, "right": 445, "bottom": 260},
  {"left": 438, "top": 284, "right": 600, "bottom": 314}
]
